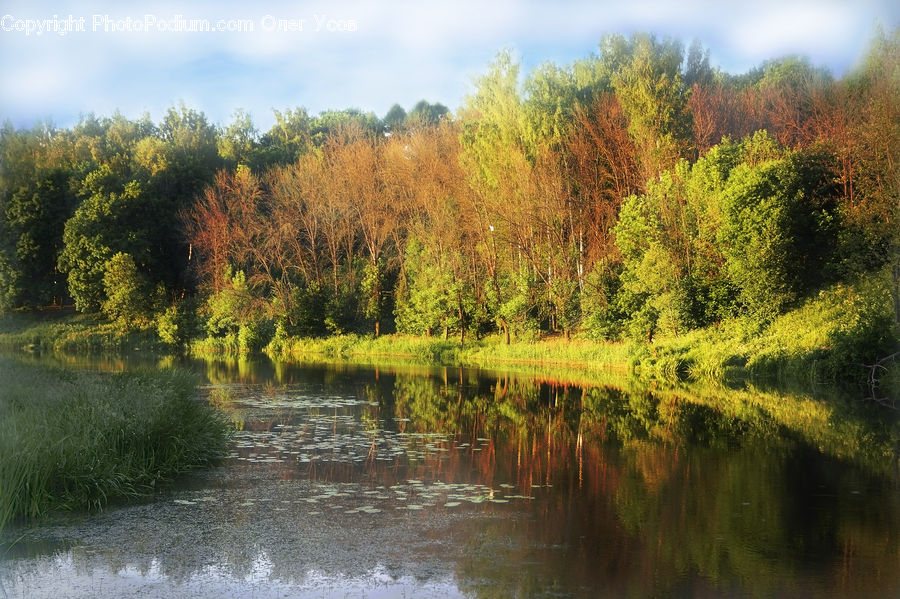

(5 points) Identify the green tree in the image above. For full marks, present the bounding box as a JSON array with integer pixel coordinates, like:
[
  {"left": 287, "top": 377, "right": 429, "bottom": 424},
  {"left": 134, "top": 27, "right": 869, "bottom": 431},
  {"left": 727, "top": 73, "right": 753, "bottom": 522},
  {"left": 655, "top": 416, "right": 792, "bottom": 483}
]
[
  {"left": 202, "top": 267, "right": 267, "bottom": 352},
  {"left": 310, "top": 108, "right": 383, "bottom": 146},
  {"left": 407, "top": 100, "right": 449, "bottom": 127},
  {"left": 102, "top": 252, "right": 151, "bottom": 325},
  {"left": 58, "top": 170, "right": 148, "bottom": 311},
  {"left": 218, "top": 109, "right": 259, "bottom": 169},
  {"left": 0, "top": 122, "right": 78, "bottom": 309},
  {"left": 609, "top": 33, "right": 692, "bottom": 182},
  {"left": 4, "top": 168, "right": 76, "bottom": 306},
  {"left": 382, "top": 104, "right": 407, "bottom": 131},
  {"left": 613, "top": 132, "right": 841, "bottom": 333},
  {"left": 719, "top": 142, "right": 841, "bottom": 319},
  {"left": 258, "top": 107, "right": 312, "bottom": 166}
]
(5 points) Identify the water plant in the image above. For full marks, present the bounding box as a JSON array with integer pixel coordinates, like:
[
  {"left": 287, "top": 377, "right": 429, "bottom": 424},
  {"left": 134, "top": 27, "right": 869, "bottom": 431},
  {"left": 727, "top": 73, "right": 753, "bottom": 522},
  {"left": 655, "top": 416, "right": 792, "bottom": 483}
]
[{"left": 0, "top": 358, "right": 230, "bottom": 528}]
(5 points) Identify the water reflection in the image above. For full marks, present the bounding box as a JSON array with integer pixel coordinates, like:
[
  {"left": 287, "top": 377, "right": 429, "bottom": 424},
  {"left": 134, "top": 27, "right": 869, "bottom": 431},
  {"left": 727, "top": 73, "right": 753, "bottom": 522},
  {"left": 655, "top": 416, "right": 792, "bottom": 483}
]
[{"left": 1, "top": 353, "right": 899, "bottom": 598}]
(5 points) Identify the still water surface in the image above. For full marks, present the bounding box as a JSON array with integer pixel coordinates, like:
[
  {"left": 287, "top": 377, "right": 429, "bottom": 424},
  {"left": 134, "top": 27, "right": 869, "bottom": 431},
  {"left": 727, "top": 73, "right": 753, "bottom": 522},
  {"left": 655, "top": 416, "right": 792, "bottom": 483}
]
[{"left": 2, "top": 353, "right": 900, "bottom": 598}]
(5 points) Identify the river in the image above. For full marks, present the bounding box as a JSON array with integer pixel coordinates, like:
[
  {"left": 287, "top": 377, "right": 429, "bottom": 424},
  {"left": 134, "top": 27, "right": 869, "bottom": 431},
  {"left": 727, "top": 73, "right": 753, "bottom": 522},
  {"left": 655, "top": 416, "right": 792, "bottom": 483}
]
[{"left": 1, "top": 352, "right": 899, "bottom": 598}]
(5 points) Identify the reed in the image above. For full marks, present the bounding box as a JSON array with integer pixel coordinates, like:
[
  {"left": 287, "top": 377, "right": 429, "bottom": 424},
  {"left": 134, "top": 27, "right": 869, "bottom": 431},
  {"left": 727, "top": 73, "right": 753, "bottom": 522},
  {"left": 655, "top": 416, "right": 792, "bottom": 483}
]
[{"left": 0, "top": 358, "right": 230, "bottom": 528}]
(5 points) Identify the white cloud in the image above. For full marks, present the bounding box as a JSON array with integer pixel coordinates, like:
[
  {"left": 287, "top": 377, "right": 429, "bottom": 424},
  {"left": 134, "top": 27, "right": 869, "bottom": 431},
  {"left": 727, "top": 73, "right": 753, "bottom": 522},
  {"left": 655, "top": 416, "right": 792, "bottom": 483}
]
[
  {"left": 0, "top": 0, "right": 896, "bottom": 129},
  {"left": 728, "top": 1, "right": 865, "bottom": 64}
]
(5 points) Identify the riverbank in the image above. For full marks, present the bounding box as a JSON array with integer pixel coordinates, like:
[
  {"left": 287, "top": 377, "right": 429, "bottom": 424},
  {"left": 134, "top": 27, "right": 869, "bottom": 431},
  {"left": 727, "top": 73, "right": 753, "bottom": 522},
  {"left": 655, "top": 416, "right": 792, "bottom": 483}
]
[
  {"left": 266, "top": 272, "right": 898, "bottom": 390},
  {"left": 0, "top": 310, "right": 165, "bottom": 353},
  {"left": 0, "top": 358, "right": 230, "bottom": 528},
  {"left": 2, "top": 272, "right": 897, "bottom": 392}
]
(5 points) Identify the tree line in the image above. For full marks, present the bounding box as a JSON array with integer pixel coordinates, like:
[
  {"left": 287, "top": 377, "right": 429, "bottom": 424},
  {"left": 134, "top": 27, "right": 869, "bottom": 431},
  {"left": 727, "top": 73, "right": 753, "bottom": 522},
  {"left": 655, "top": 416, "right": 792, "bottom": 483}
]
[{"left": 1, "top": 31, "right": 897, "bottom": 350}]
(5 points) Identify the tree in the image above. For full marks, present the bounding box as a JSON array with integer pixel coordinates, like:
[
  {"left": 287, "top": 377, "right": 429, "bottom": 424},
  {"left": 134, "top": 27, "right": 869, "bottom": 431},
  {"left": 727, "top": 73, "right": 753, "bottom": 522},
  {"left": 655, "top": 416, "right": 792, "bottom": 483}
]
[
  {"left": 613, "top": 132, "right": 842, "bottom": 333},
  {"left": 569, "top": 92, "right": 640, "bottom": 262},
  {"left": 718, "top": 136, "right": 842, "bottom": 319},
  {"left": 845, "top": 28, "right": 900, "bottom": 324},
  {"left": 609, "top": 33, "right": 692, "bottom": 183},
  {"left": 258, "top": 108, "right": 312, "bottom": 166},
  {"left": 4, "top": 167, "right": 76, "bottom": 306},
  {"left": 0, "top": 122, "right": 78, "bottom": 309},
  {"left": 383, "top": 104, "right": 407, "bottom": 131},
  {"left": 58, "top": 170, "right": 148, "bottom": 311},
  {"left": 102, "top": 252, "right": 151, "bottom": 325},
  {"left": 218, "top": 109, "right": 259, "bottom": 169},
  {"left": 407, "top": 100, "right": 449, "bottom": 127},
  {"left": 310, "top": 109, "right": 383, "bottom": 146}
]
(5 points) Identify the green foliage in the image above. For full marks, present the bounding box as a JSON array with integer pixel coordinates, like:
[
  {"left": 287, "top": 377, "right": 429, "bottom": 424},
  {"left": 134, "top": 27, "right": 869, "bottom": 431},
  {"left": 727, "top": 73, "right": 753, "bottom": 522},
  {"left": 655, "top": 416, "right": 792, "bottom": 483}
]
[
  {"left": 486, "top": 265, "right": 540, "bottom": 340},
  {"left": 581, "top": 260, "right": 626, "bottom": 340},
  {"left": 217, "top": 109, "right": 259, "bottom": 169},
  {"left": 614, "top": 132, "right": 842, "bottom": 335},
  {"left": 408, "top": 100, "right": 450, "bottom": 127},
  {"left": 198, "top": 268, "right": 273, "bottom": 353},
  {"left": 608, "top": 33, "right": 692, "bottom": 177},
  {"left": 309, "top": 108, "right": 383, "bottom": 146},
  {"left": 0, "top": 251, "right": 18, "bottom": 311},
  {"left": 0, "top": 311, "right": 164, "bottom": 352},
  {"left": 203, "top": 268, "right": 253, "bottom": 337},
  {"left": 0, "top": 31, "right": 897, "bottom": 382},
  {"left": 395, "top": 237, "right": 457, "bottom": 336},
  {"left": 383, "top": 104, "right": 407, "bottom": 131},
  {"left": 631, "top": 268, "right": 898, "bottom": 384},
  {"left": 286, "top": 282, "right": 329, "bottom": 337},
  {"left": 747, "top": 270, "right": 896, "bottom": 380},
  {"left": 58, "top": 174, "right": 143, "bottom": 311},
  {"left": 460, "top": 49, "right": 527, "bottom": 188},
  {"left": 0, "top": 359, "right": 229, "bottom": 526},
  {"left": 156, "top": 299, "right": 199, "bottom": 350},
  {"left": 257, "top": 108, "right": 312, "bottom": 166},
  {"left": 360, "top": 259, "right": 387, "bottom": 327},
  {"left": 718, "top": 142, "right": 841, "bottom": 319},
  {"left": 4, "top": 168, "right": 77, "bottom": 306},
  {"left": 324, "top": 281, "right": 363, "bottom": 336},
  {"left": 102, "top": 252, "right": 151, "bottom": 325}
]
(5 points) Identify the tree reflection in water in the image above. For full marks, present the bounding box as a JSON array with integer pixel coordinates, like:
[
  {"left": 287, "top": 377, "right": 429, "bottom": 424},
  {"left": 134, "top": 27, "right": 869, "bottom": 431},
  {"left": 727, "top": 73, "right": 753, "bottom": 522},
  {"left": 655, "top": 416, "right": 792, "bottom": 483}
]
[{"left": 1, "top": 355, "right": 899, "bottom": 598}]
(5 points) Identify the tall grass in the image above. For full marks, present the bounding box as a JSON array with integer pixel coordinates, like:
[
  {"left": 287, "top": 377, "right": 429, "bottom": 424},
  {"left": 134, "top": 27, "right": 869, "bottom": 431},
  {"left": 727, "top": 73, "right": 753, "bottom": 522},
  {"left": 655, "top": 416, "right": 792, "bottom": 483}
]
[
  {"left": 636, "top": 270, "right": 898, "bottom": 385},
  {"left": 0, "top": 358, "right": 230, "bottom": 528},
  {"left": 271, "top": 332, "right": 637, "bottom": 372},
  {"left": 0, "top": 311, "right": 164, "bottom": 353},
  {"left": 458, "top": 334, "right": 636, "bottom": 371},
  {"left": 272, "top": 333, "right": 466, "bottom": 363}
]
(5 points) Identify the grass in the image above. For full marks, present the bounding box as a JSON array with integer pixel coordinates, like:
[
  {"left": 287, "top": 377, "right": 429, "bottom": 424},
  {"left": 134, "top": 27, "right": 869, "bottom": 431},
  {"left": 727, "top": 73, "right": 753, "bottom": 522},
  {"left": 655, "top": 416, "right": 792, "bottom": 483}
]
[
  {"left": 3, "top": 269, "right": 897, "bottom": 391},
  {"left": 0, "top": 310, "right": 164, "bottom": 353},
  {"left": 634, "top": 270, "right": 899, "bottom": 385},
  {"left": 269, "top": 332, "right": 637, "bottom": 374},
  {"left": 0, "top": 358, "right": 230, "bottom": 529}
]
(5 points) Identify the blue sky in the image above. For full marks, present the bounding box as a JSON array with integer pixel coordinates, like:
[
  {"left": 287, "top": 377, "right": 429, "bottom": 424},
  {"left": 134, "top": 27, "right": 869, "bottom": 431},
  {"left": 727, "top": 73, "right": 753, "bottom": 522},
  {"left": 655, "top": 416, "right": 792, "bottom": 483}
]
[{"left": 1, "top": 1, "right": 898, "bottom": 131}]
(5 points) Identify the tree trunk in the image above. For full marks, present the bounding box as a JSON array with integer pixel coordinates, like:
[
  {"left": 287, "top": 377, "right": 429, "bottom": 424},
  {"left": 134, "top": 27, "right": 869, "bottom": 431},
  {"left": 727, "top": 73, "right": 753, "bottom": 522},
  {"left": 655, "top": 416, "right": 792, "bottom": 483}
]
[{"left": 375, "top": 320, "right": 380, "bottom": 337}]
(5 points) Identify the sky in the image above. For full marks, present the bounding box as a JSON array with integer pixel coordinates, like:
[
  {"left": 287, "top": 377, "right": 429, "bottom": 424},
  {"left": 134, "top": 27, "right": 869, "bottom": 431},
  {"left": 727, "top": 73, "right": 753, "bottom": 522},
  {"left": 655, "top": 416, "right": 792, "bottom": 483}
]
[{"left": 1, "top": 0, "right": 898, "bottom": 131}]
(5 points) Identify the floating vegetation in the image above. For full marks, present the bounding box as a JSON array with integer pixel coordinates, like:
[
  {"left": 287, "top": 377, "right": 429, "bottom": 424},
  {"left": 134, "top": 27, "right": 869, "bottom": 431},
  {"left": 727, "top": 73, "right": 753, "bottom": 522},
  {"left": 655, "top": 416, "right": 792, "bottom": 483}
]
[{"left": 185, "top": 382, "right": 541, "bottom": 516}]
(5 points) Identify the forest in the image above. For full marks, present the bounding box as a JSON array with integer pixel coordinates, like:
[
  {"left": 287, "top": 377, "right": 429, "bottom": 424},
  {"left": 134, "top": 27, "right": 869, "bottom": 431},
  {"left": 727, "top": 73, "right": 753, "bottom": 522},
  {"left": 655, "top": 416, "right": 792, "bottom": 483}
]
[{"left": 0, "top": 31, "right": 898, "bottom": 361}]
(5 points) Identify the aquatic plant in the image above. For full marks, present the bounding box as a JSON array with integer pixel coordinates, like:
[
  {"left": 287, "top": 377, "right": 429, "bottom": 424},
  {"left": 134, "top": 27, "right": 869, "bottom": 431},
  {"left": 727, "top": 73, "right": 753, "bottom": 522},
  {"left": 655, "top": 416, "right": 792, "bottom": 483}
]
[{"left": 0, "top": 358, "right": 230, "bottom": 528}]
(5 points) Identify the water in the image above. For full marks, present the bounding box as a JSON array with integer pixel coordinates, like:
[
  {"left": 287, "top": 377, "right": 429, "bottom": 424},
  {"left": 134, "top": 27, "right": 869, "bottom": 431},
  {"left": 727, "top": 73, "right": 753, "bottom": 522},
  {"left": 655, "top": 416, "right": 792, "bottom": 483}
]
[{"left": 2, "top": 353, "right": 900, "bottom": 598}]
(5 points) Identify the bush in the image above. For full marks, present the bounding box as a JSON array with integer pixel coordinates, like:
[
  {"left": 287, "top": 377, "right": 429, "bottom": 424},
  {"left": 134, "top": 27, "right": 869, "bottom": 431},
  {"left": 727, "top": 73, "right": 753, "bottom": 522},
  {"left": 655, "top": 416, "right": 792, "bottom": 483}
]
[
  {"left": 101, "top": 252, "right": 150, "bottom": 326},
  {"left": 157, "top": 300, "right": 199, "bottom": 350}
]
